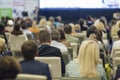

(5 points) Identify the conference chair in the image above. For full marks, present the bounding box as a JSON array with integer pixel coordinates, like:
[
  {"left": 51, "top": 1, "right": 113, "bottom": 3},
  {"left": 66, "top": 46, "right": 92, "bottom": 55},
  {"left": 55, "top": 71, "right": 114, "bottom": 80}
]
[
  {"left": 61, "top": 77, "right": 100, "bottom": 80},
  {"left": 35, "top": 57, "right": 61, "bottom": 80},
  {"left": 16, "top": 73, "right": 47, "bottom": 80}
]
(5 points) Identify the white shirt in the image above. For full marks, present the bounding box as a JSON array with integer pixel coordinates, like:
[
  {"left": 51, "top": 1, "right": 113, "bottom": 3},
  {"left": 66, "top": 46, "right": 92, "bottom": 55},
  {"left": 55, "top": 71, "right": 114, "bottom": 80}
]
[{"left": 50, "top": 40, "right": 68, "bottom": 52}]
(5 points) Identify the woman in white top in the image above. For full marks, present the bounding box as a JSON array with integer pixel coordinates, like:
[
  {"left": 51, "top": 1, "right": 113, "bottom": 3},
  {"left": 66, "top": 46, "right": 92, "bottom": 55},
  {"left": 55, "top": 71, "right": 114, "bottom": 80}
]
[{"left": 66, "top": 40, "right": 107, "bottom": 80}]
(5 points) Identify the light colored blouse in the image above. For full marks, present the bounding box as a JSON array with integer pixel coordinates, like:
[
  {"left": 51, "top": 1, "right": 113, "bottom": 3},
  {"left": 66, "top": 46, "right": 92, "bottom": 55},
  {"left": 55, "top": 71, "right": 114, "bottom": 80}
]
[{"left": 66, "top": 60, "right": 107, "bottom": 80}]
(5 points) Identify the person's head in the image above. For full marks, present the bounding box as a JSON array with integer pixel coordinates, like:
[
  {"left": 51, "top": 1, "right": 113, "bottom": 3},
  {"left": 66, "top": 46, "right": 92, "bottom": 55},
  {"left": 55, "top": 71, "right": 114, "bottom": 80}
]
[
  {"left": 93, "top": 19, "right": 105, "bottom": 31},
  {"left": 86, "top": 26, "right": 97, "bottom": 39},
  {"left": 78, "top": 18, "right": 85, "bottom": 27},
  {"left": 39, "top": 29, "right": 51, "bottom": 44},
  {"left": 0, "top": 22, "right": 5, "bottom": 33},
  {"left": 117, "top": 30, "right": 120, "bottom": 38},
  {"left": 48, "top": 16, "right": 55, "bottom": 24},
  {"left": 11, "top": 23, "right": 23, "bottom": 35},
  {"left": 51, "top": 30, "right": 60, "bottom": 41},
  {"left": 21, "top": 40, "right": 37, "bottom": 60},
  {"left": 69, "top": 23, "right": 75, "bottom": 34},
  {"left": 0, "top": 38, "right": 5, "bottom": 53},
  {"left": 21, "top": 23, "right": 28, "bottom": 29},
  {"left": 64, "top": 24, "right": 72, "bottom": 34},
  {"left": 77, "top": 40, "right": 100, "bottom": 77},
  {"left": 7, "top": 20, "right": 14, "bottom": 27},
  {"left": 0, "top": 56, "right": 20, "bottom": 79},
  {"left": 57, "top": 28, "right": 66, "bottom": 40}
]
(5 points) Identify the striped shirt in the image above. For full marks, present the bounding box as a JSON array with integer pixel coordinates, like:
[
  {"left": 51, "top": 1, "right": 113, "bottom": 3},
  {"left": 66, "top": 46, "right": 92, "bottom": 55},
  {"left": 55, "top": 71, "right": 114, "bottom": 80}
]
[{"left": 66, "top": 60, "right": 107, "bottom": 80}]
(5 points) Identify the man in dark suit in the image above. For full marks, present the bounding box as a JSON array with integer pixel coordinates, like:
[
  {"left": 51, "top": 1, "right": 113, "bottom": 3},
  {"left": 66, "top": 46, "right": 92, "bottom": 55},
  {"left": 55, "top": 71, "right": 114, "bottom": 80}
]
[
  {"left": 20, "top": 40, "right": 52, "bottom": 80},
  {"left": 38, "top": 29, "right": 65, "bottom": 75},
  {"left": 114, "top": 64, "right": 120, "bottom": 80}
]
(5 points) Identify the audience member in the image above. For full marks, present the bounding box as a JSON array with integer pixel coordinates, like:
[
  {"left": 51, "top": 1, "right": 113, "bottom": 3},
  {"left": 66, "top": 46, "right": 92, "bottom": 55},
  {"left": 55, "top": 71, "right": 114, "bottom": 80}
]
[
  {"left": 86, "top": 26, "right": 106, "bottom": 67},
  {"left": 57, "top": 28, "right": 71, "bottom": 47},
  {"left": 50, "top": 29, "right": 68, "bottom": 52},
  {"left": 0, "top": 38, "right": 12, "bottom": 57},
  {"left": 66, "top": 40, "right": 107, "bottom": 80},
  {"left": 0, "top": 56, "right": 20, "bottom": 80},
  {"left": 78, "top": 18, "right": 88, "bottom": 31},
  {"left": 111, "top": 30, "right": 120, "bottom": 59},
  {"left": 64, "top": 25, "right": 79, "bottom": 43},
  {"left": 37, "top": 29, "right": 65, "bottom": 75},
  {"left": 5, "top": 20, "right": 14, "bottom": 33},
  {"left": 20, "top": 40, "right": 52, "bottom": 80}
]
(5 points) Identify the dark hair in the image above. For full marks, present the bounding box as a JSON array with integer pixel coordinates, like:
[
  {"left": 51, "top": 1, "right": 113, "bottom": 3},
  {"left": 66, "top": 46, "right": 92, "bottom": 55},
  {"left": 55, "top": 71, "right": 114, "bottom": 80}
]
[
  {"left": 51, "top": 30, "right": 60, "bottom": 41},
  {"left": 117, "top": 30, "right": 120, "bottom": 38},
  {"left": 0, "top": 56, "right": 20, "bottom": 79},
  {"left": 78, "top": 18, "right": 84, "bottom": 27},
  {"left": 21, "top": 40, "right": 37, "bottom": 60},
  {"left": 0, "top": 22, "right": 8, "bottom": 45},
  {"left": 86, "top": 25, "right": 97, "bottom": 38},
  {"left": 11, "top": 23, "right": 23, "bottom": 35},
  {"left": 64, "top": 25, "right": 72, "bottom": 34},
  {"left": 57, "top": 28, "right": 66, "bottom": 40},
  {"left": 21, "top": 23, "right": 28, "bottom": 29},
  {"left": 39, "top": 29, "right": 51, "bottom": 43}
]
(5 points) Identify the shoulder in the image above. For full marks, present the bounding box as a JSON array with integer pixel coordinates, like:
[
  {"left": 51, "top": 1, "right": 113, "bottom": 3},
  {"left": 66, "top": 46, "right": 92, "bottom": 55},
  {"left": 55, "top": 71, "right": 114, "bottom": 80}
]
[{"left": 66, "top": 60, "right": 78, "bottom": 68}]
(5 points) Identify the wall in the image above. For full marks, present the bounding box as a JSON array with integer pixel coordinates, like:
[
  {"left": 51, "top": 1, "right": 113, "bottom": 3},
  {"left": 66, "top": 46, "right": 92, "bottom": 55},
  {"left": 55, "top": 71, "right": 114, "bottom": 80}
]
[{"left": 40, "top": 8, "right": 120, "bottom": 24}]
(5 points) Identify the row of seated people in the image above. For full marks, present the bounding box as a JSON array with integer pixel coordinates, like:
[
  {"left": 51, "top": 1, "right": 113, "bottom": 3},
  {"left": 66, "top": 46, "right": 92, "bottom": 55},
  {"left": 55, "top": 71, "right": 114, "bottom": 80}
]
[
  {"left": 0, "top": 26, "right": 115, "bottom": 80},
  {"left": 1, "top": 15, "right": 120, "bottom": 80}
]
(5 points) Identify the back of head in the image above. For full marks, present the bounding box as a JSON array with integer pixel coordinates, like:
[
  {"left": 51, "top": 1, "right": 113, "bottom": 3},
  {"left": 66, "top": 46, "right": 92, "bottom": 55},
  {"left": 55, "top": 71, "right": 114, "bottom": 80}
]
[
  {"left": 77, "top": 40, "right": 99, "bottom": 77},
  {"left": 57, "top": 28, "right": 66, "bottom": 40},
  {"left": 21, "top": 23, "right": 28, "bottom": 29},
  {"left": 51, "top": 30, "right": 60, "bottom": 41},
  {"left": 12, "top": 23, "right": 23, "bottom": 35},
  {"left": 39, "top": 29, "right": 51, "bottom": 44},
  {"left": 0, "top": 38, "right": 5, "bottom": 53},
  {"left": 78, "top": 18, "right": 84, "bottom": 26},
  {"left": 0, "top": 56, "right": 20, "bottom": 79},
  {"left": 21, "top": 40, "right": 37, "bottom": 60},
  {"left": 86, "top": 26, "right": 97, "bottom": 38},
  {"left": 7, "top": 20, "right": 14, "bottom": 26},
  {"left": 64, "top": 25, "right": 72, "bottom": 34},
  {"left": 94, "top": 20, "right": 104, "bottom": 31}
]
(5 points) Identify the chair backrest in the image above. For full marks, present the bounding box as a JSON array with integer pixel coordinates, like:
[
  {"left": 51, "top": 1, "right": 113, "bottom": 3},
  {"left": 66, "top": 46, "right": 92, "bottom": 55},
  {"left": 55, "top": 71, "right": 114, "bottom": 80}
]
[
  {"left": 67, "top": 47, "right": 73, "bottom": 59},
  {"left": 16, "top": 74, "right": 47, "bottom": 80},
  {"left": 112, "top": 36, "right": 119, "bottom": 42},
  {"left": 70, "top": 43, "right": 78, "bottom": 58},
  {"left": 61, "top": 51, "right": 70, "bottom": 65},
  {"left": 35, "top": 57, "right": 61, "bottom": 79},
  {"left": 113, "top": 57, "right": 120, "bottom": 69},
  {"left": 61, "top": 77, "right": 100, "bottom": 80},
  {"left": 115, "top": 51, "right": 120, "bottom": 58},
  {"left": 111, "top": 49, "right": 120, "bottom": 59},
  {"left": 8, "top": 34, "right": 28, "bottom": 52}
]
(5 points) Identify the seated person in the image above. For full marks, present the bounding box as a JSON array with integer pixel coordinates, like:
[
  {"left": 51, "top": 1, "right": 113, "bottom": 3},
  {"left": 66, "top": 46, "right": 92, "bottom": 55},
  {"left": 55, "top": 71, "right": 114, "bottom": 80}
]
[
  {"left": 37, "top": 29, "right": 65, "bottom": 75},
  {"left": 0, "top": 37, "right": 12, "bottom": 57},
  {"left": 50, "top": 29, "right": 68, "bottom": 52},
  {"left": 66, "top": 40, "right": 107, "bottom": 80},
  {"left": 114, "top": 64, "right": 120, "bottom": 80},
  {"left": 111, "top": 30, "right": 120, "bottom": 59},
  {"left": 0, "top": 56, "right": 20, "bottom": 80},
  {"left": 20, "top": 40, "right": 52, "bottom": 80}
]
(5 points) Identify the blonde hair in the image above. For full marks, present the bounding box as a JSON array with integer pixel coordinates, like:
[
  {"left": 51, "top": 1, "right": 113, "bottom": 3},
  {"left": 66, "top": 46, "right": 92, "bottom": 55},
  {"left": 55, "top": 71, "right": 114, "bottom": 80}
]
[
  {"left": 0, "top": 38, "right": 5, "bottom": 52},
  {"left": 32, "top": 21, "right": 37, "bottom": 28},
  {"left": 94, "top": 20, "right": 104, "bottom": 31},
  {"left": 39, "top": 18, "right": 47, "bottom": 27},
  {"left": 77, "top": 40, "right": 100, "bottom": 77}
]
